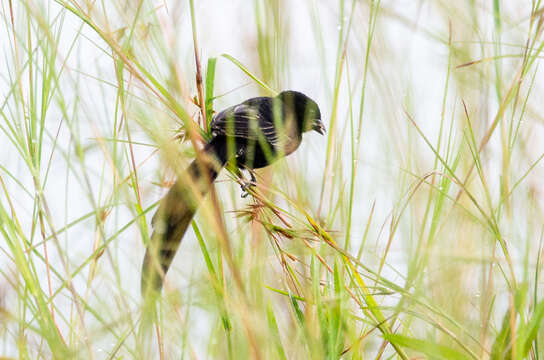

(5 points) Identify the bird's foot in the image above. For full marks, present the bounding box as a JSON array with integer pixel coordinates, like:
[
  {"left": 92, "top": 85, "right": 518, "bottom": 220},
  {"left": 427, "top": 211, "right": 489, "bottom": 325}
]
[
  {"left": 240, "top": 181, "right": 255, "bottom": 198},
  {"left": 240, "top": 168, "right": 257, "bottom": 198}
]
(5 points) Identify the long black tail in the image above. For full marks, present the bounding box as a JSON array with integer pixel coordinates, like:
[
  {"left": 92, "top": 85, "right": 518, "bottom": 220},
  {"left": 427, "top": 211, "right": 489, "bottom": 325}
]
[{"left": 141, "top": 137, "right": 228, "bottom": 295}]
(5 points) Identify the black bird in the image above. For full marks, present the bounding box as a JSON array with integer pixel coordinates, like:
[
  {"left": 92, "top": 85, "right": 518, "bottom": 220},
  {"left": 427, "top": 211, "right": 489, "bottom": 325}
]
[{"left": 141, "top": 90, "right": 324, "bottom": 294}]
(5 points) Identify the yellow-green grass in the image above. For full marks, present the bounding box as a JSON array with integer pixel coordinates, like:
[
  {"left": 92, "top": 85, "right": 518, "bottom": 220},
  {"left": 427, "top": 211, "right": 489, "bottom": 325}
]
[{"left": 0, "top": 0, "right": 543, "bottom": 359}]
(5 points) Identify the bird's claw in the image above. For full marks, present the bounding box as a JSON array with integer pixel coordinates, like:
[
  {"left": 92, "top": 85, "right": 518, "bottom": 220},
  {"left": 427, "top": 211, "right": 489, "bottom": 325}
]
[
  {"left": 240, "top": 179, "right": 257, "bottom": 198},
  {"left": 240, "top": 168, "right": 257, "bottom": 198}
]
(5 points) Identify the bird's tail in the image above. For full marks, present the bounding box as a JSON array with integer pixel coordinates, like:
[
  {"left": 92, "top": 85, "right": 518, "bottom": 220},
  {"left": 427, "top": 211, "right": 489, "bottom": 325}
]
[{"left": 141, "top": 137, "right": 228, "bottom": 296}]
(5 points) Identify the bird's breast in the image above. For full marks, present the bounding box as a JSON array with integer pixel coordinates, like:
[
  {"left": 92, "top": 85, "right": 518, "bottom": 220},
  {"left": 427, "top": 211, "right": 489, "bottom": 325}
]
[{"left": 279, "top": 135, "right": 302, "bottom": 156}]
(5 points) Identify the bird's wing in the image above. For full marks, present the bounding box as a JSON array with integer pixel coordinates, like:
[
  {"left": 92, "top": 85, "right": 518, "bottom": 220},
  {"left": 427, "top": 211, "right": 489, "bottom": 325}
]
[
  {"left": 210, "top": 98, "right": 287, "bottom": 146},
  {"left": 210, "top": 103, "right": 259, "bottom": 139}
]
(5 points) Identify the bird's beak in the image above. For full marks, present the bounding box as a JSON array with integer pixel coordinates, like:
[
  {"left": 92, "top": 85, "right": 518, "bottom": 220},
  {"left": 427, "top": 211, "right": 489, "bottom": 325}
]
[{"left": 312, "top": 119, "right": 326, "bottom": 135}]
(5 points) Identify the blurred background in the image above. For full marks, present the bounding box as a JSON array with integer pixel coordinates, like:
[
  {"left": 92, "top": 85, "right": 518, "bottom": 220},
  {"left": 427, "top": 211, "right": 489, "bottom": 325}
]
[{"left": 1, "top": 0, "right": 543, "bottom": 358}]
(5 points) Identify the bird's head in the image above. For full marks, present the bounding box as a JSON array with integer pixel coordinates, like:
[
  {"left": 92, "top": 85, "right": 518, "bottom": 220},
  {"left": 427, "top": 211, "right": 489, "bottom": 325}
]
[{"left": 278, "top": 91, "right": 325, "bottom": 135}]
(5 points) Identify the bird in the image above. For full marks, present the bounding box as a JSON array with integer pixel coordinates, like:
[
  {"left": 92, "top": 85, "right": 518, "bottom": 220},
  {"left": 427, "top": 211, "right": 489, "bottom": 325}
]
[{"left": 141, "top": 90, "right": 324, "bottom": 295}]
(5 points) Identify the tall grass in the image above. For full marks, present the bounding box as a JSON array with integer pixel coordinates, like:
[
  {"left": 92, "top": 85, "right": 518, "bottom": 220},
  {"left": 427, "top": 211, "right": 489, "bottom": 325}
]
[{"left": 1, "top": 0, "right": 544, "bottom": 358}]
